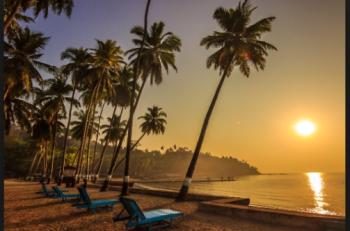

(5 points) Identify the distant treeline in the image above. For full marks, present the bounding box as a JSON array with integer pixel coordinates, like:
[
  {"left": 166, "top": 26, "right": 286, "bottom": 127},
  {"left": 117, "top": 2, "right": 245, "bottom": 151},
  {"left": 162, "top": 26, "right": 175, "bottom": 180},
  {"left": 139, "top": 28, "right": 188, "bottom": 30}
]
[{"left": 5, "top": 128, "right": 259, "bottom": 178}]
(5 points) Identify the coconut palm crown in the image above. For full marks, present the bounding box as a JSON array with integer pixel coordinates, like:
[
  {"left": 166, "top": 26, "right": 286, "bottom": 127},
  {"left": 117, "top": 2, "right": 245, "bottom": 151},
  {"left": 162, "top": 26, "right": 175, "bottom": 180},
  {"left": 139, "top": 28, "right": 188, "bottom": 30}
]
[
  {"left": 126, "top": 21, "right": 182, "bottom": 85},
  {"left": 200, "top": 0, "right": 277, "bottom": 77},
  {"left": 138, "top": 106, "right": 167, "bottom": 135}
]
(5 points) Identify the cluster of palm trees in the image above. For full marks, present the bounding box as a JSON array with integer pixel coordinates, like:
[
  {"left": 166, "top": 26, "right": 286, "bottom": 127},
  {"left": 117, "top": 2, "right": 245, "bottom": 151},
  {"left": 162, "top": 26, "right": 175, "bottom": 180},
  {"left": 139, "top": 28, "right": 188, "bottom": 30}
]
[{"left": 4, "top": 0, "right": 276, "bottom": 200}]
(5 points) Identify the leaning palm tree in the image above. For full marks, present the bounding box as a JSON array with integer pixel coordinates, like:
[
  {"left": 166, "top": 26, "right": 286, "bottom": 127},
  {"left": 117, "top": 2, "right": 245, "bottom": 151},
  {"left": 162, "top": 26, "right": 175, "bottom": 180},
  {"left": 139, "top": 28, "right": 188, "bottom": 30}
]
[
  {"left": 121, "top": 18, "right": 182, "bottom": 195},
  {"left": 4, "top": 0, "right": 74, "bottom": 33},
  {"left": 100, "top": 105, "right": 167, "bottom": 190},
  {"left": 4, "top": 27, "right": 55, "bottom": 135},
  {"left": 133, "top": 106, "right": 167, "bottom": 149},
  {"left": 177, "top": 0, "right": 277, "bottom": 200},
  {"left": 74, "top": 39, "right": 124, "bottom": 181},
  {"left": 120, "top": 0, "right": 152, "bottom": 196},
  {"left": 35, "top": 74, "right": 77, "bottom": 183},
  {"left": 92, "top": 66, "right": 132, "bottom": 183},
  {"left": 58, "top": 47, "right": 91, "bottom": 184}
]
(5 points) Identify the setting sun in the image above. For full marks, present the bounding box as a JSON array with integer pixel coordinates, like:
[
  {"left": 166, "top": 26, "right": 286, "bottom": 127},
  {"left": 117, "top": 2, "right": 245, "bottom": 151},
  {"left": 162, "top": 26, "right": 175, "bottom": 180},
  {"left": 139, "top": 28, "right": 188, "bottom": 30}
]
[{"left": 294, "top": 120, "right": 316, "bottom": 136}]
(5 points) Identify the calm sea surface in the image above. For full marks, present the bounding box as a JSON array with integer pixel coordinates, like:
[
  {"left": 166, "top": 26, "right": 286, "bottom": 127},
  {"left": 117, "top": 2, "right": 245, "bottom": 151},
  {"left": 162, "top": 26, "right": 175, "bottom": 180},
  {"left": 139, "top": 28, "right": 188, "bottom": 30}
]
[{"left": 142, "top": 173, "right": 345, "bottom": 216}]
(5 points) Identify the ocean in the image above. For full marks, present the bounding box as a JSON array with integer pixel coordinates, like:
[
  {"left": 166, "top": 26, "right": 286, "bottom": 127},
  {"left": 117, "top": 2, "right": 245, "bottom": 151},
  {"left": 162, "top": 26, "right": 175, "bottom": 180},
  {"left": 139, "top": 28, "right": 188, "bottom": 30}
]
[{"left": 142, "top": 172, "right": 345, "bottom": 216}]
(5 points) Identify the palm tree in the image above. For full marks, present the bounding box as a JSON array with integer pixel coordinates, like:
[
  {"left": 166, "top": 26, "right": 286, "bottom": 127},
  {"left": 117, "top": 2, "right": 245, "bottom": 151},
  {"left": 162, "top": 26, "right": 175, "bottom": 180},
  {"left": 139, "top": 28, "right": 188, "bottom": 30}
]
[
  {"left": 126, "top": 21, "right": 182, "bottom": 86},
  {"left": 133, "top": 106, "right": 167, "bottom": 149},
  {"left": 121, "top": 11, "right": 183, "bottom": 195},
  {"left": 4, "top": 0, "right": 74, "bottom": 33},
  {"left": 35, "top": 74, "right": 77, "bottom": 183},
  {"left": 58, "top": 47, "right": 91, "bottom": 184},
  {"left": 100, "top": 105, "right": 167, "bottom": 189},
  {"left": 92, "top": 67, "right": 132, "bottom": 183},
  {"left": 120, "top": 0, "right": 152, "bottom": 196},
  {"left": 74, "top": 39, "right": 124, "bottom": 181},
  {"left": 4, "top": 27, "right": 55, "bottom": 134},
  {"left": 177, "top": 0, "right": 277, "bottom": 200}
]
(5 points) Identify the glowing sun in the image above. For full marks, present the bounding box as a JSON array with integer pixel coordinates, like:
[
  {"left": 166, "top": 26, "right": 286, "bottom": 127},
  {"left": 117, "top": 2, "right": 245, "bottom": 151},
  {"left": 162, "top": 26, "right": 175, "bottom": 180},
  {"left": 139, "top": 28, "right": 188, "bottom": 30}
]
[{"left": 294, "top": 120, "right": 316, "bottom": 136}]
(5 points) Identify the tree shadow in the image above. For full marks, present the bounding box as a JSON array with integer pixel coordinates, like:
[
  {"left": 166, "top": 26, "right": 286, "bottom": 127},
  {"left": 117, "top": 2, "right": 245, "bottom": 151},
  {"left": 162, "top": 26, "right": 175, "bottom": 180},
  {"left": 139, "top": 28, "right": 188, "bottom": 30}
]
[
  {"left": 6, "top": 211, "right": 93, "bottom": 229},
  {"left": 8, "top": 200, "right": 63, "bottom": 211}
]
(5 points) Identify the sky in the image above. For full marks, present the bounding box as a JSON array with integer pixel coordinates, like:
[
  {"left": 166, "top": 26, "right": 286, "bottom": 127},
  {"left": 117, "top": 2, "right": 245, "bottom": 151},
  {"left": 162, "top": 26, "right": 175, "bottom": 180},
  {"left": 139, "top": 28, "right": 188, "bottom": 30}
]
[{"left": 27, "top": 0, "right": 345, "bottom": 173}]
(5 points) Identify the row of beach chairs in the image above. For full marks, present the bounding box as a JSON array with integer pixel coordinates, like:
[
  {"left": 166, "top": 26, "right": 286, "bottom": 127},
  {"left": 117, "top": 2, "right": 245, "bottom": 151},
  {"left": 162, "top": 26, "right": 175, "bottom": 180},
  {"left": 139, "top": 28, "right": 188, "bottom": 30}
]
[{"left": 37, "top": 182, "right": 183, "bottom": 230}]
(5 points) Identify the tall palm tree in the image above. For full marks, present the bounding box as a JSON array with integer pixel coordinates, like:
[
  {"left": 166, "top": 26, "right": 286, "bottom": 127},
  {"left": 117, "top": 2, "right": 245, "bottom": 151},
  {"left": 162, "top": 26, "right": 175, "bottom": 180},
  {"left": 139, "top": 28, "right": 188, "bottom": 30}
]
[
  {"left": 121, "top": 15, "right": 182, "bottom": 195},
  {"left": 4, "top": 27, "right": 55, "bottom": 134},
  {"left": 4, "top": 0, "right": 74, "bottom": 33},
  {"left": 35, "top": 74, "right": 77, "bottom": 183},
  {"left": 92, "top": 66, "right": 132, "bottom": 183},
  {"left": 74, "top": 39, "right": 124, "bottom": 181},
  {"left": 58, "top": 47, "right": 91, "bottom": 184},
  {"left": 120, "top": 0, "right": 152, "bottom": 196},
  {"left": 177, "top": 0, "right": 277, "bottom": 200}
]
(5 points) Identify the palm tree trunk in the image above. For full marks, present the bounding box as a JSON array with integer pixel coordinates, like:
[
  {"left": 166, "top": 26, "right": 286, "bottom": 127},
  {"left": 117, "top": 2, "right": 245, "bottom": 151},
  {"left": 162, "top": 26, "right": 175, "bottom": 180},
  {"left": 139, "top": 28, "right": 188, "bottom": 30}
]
[
  {"left": 33, "top": 150, "right": 44, "bottom": 176},
  {"left": 43, "top": 141, "right": 48, "bottom": 178},
  {"left": 78, "top": 84, "right": 101, "bottom": 178},
  {"left": 58, "top": 85, "right": 76, "bottom": 185},
  {"left": 72, "top": 142, "right": 82, "bottom": 167},
  {"left": 121, "top": 0, "right": 151, "bottom": 196},
  {"left": 100, "top": 131, "right": 146, "bottom": 191},
  {"left": 75, "top": 80, "right": 101, "bottom": 181},
  {"left": 4, "top": 1, "right": 21, "bottom": 34},
  {"left": 176, "top": 63, "right": 232, "bottom": 201},
  {"left": 85, "top": 104, "right": 97, "bottom": 180},
  {"left": 48, "top": 122, "right": 57, "bottom": 184},
  {"left": 26, "top": 149, "right": 40, "bottom": 180},
  {"left": 131, "top": 132, "right": 146, "bottom": 150},
  {"left": 93, "top": 104, "right": 118, "bottom": 183},
  {"left": 91, "top": 101, "right": 106, "bottom": 176},
  {"left": 101, "top": 78, "right": 147, "bottom": 191}
]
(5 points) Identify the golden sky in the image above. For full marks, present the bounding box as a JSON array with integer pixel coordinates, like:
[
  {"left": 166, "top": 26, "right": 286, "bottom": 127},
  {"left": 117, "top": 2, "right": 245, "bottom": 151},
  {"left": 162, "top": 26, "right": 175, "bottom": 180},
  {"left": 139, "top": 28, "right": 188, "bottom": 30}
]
[{"left": 32, "top": 0, "right": 345, "bottom": 173}]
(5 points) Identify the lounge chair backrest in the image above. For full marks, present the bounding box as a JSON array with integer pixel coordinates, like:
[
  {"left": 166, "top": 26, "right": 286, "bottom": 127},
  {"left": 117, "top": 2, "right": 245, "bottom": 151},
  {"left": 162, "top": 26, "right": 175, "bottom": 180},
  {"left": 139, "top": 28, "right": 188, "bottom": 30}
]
[
  {"left": 120, "top": 197, "right": 146, "bottom": 221},
  {"left": 52, "top": 186, "right": 62, "bottom": 197},
  {"left": 78, "top": 186, "right": 91, "bottom": 204},
  {"left": 41, "top": 183, "right": 49, "bottom": 195}
]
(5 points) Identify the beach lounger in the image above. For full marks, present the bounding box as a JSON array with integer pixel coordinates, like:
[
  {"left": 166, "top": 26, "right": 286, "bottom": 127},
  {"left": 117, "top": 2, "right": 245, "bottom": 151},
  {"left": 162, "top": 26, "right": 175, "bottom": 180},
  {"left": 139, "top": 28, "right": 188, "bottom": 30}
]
[
  {"left": 73, "top": 186, "right": 118, "bottom": 212},
  {"left": 52, "top": 186, "right": 81, "bottom": 201},
  {"left": 113, "top": 197, "right": 183, "bottom": 230}
]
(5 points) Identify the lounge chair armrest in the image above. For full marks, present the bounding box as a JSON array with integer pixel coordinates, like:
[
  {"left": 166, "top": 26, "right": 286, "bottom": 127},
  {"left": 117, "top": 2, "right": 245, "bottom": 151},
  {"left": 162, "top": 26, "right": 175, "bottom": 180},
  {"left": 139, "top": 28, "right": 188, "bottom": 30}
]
[{"left": 113, "top": 208, "right": 131, "bottom": 222}]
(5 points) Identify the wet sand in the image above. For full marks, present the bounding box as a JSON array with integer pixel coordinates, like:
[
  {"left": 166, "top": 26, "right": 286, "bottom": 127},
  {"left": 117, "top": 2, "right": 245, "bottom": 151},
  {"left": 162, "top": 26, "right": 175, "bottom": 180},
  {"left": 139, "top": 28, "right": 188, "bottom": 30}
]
[{"left": 5, "top": 179, "right": 307, "bottom": 231}]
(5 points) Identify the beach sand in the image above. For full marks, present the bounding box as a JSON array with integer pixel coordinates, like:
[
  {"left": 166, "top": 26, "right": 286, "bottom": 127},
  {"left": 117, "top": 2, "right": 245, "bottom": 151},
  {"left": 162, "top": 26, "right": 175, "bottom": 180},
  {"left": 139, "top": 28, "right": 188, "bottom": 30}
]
[{"left": 4, "top": 179, "right": 308, "bottom": 231}]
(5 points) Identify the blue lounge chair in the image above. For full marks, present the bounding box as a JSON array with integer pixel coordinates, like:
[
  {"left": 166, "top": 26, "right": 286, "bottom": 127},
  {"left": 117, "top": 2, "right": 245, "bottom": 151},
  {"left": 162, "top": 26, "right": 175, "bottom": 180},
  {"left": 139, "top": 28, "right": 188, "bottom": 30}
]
[
  {"left": 73, "top": 186, "right": 118, "bottom": 212},
  {"left": 52, "top": 186, "right": 81, "bottom": 201},
  {"left": 113, "top": 197, "right": 183, "bottom": 230}
]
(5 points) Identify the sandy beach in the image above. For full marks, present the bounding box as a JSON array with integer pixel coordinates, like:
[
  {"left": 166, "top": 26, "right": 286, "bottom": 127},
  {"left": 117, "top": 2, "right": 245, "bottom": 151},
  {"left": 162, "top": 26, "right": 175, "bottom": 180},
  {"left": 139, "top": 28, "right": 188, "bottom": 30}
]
[{"left": 4, "top": 179, "right": 311, "bottom": 231}]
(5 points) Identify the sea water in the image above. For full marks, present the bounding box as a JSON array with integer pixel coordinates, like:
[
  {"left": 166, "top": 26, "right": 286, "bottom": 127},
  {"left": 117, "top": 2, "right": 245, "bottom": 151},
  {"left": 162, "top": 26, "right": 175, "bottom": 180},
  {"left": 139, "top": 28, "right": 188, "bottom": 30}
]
[{"left": 143, "top": 172, "right": 345, "bottom": 216}]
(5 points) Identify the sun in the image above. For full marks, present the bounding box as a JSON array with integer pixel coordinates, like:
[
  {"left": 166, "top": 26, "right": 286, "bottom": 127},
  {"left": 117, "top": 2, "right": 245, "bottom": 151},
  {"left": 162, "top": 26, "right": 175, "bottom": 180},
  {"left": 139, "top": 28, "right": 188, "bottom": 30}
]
[{"left": 294, "top": 120, "right": 316, "bottom": 137}]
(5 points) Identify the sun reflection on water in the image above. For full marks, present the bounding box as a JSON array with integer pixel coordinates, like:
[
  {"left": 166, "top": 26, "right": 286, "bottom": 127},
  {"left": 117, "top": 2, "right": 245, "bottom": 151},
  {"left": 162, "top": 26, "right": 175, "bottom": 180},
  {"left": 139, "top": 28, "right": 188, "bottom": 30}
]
[{"left": 306, "top": 172, "right": 334, "bottom": 215}]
